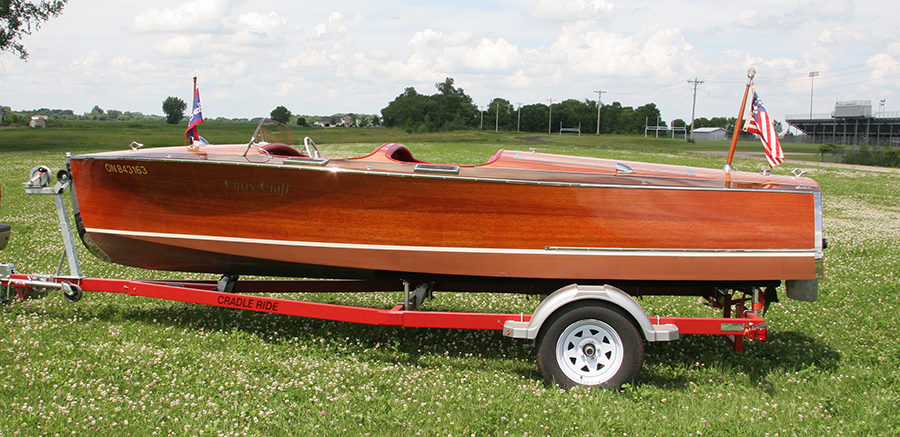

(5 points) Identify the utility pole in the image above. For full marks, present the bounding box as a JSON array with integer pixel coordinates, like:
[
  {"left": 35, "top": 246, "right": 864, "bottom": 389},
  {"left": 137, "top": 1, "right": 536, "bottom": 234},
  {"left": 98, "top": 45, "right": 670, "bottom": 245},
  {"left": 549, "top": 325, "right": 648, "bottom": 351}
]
[
  {"left": 594, "top": 90, "right": 605, "bottom": 134},
  {"left": 480, "top": 105, "right": 485, "bottom": 130},
  {"left": 516, "top": 102, "right": 522, "bottom": 132},
  {"left": 546, "top": 99, "right": 553, "bottom": 134},
  {"left": 687, "top": 78, "right": 704, "bottom": 140},
  {"left": 495, "top": 100, "right": 499, "bottom": 132}
]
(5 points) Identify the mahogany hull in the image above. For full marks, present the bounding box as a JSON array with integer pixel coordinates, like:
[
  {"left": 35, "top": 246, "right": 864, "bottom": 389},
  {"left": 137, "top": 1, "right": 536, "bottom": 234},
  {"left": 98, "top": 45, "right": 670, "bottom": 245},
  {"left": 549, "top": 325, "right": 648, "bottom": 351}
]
[{"left": 67, "top": 144, "right": 823, "bottom": 284}]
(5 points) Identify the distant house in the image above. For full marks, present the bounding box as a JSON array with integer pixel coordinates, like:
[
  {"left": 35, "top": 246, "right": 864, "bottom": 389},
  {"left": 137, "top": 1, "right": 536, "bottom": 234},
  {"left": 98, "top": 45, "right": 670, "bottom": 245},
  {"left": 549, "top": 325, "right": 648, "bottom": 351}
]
[
  {"left": 29, "top": 115, "right": 48, "bottom": 128},
  {"left": 691, "top": 127, "right": 727, "bottom": 141},
  {"left": 314, "top": 114, "right": 358, "bottom": 128}
]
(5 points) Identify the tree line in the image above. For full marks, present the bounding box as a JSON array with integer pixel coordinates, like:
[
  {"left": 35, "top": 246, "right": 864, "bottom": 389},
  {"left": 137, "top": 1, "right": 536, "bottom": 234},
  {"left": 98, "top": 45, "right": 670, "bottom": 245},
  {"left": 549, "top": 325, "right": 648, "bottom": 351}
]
[
  {"left": 382, "top": 77, "right": 665, "bottom": 135},
  {"left": 0, "top": 105, "right": 166, "bottom": 125}
]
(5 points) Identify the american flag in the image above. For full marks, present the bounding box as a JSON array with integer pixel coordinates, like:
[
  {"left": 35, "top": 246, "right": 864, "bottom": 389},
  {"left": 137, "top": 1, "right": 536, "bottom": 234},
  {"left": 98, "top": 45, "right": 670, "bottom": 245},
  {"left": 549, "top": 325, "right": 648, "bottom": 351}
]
[
  {"left": 185, "top": 86, "right": 203, "bottom": 143},
  {"left": 744, "top": 92, "right": 784, "bottom": 167}
]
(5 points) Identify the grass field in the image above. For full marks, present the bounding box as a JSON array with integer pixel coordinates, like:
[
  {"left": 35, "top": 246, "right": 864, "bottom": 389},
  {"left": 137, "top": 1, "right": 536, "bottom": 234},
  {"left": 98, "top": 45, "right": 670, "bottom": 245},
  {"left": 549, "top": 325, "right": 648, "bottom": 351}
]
[{"left": 1, "top": 124, "right": 898, "bottom": 436}]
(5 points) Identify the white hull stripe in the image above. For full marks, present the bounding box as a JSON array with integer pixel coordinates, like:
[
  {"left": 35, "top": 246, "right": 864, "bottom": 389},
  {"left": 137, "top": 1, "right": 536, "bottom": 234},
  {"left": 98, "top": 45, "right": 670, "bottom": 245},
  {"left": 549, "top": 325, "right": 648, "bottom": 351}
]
[{"left": 87, "top": 228, "right": 817, "bottom": 258}]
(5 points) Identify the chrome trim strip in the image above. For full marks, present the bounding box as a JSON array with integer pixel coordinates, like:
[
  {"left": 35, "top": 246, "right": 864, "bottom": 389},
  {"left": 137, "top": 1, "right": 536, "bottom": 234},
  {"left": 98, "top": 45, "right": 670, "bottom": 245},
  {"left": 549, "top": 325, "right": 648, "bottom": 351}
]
[
  {"left": 80, "top": 155, "right": 816, "bottom": 195},
  {"left": 87, "top": 228, "right": 819, "bottom": 258},
  {"left": 513, "top": 151, "right": 697, "bottom": 177},
  {"left": 284, "top": 157, "right": 330, "bottom": 167},
  {"left": 414, "top": 164, "right": 460, "bottom": 175},
  {"left": 814, "top": 190, "right": 824, "bottom": 259},
  {"left": 546, "top": 246, "right": 817, "bottom": 254}
]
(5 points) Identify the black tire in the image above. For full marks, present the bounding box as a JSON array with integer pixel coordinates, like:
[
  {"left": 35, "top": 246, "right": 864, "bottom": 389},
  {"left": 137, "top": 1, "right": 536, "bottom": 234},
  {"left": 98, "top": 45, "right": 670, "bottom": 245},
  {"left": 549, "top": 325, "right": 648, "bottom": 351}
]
[
  {"left": 62, "top": 283, "right": 82, "bottom": 303},
  {"left": 536, "top": 301, "right": 644, "bottom": 389}
]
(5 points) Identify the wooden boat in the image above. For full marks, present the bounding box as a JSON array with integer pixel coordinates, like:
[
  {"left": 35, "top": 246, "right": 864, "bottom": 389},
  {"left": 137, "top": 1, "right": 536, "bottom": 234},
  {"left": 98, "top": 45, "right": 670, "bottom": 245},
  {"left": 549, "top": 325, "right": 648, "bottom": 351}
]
[{"left": 66, "top": 129, "right": 823, "bottom": 297}]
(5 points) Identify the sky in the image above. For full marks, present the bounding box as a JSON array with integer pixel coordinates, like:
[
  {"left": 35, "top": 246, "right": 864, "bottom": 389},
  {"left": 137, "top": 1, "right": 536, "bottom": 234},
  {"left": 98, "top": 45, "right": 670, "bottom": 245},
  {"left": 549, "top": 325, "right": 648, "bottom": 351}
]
[{"left": 2, "top": 0, "right": 899, "bottom": 129}]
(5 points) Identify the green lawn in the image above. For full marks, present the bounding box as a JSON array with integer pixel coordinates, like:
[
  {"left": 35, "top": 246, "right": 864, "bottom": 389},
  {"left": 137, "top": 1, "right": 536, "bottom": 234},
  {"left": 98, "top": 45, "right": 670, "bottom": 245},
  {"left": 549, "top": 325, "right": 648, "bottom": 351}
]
[{"left": 1, "top": 124, "right": 897, "bottom": 435}]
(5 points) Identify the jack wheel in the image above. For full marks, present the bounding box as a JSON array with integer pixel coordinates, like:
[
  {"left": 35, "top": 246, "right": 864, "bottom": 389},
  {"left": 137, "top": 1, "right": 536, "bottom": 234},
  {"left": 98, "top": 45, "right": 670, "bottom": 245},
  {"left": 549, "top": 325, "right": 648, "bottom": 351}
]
[{"left": 61, "top": 283, "right": 82, "bottom": 303}]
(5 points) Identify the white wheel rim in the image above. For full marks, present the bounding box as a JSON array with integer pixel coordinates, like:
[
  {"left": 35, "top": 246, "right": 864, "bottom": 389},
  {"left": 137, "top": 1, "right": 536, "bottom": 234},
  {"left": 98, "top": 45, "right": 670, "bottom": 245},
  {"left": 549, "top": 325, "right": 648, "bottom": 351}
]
[{"left": 555, "top": 319, "right": 624, "bottom": 385}]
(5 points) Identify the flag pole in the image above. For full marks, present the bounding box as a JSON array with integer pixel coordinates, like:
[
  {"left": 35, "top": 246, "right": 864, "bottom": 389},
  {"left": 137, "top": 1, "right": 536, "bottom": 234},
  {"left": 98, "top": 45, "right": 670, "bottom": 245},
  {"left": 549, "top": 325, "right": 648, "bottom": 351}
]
[
  {"left": 186, "top": 77, "right": 199, "bottom": 146},
  {"left": 724, "top": 67, "right": 756, "bottom": 172}
]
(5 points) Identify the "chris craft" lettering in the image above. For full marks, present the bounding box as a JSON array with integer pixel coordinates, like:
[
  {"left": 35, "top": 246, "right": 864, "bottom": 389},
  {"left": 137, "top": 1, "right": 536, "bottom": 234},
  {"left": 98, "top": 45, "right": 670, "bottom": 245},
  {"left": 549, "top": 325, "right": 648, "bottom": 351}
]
[{"left": 224, "top": 178, "right": 290, "bottom": 197}]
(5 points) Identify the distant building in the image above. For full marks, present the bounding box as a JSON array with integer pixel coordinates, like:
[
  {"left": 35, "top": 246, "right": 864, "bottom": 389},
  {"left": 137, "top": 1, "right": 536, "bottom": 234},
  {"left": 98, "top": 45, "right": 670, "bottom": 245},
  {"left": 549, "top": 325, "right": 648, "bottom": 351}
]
[
  {"left": 340, "top": 114, "right": 356, "bottom": 127},
  {"left": 786, "top": 100, "right": 900, "bottom": 146},
  {"left": 691, "top": 127, "right": 727, "bottom": 141},
  {"left": 29, "top": 115, "right": 48, "bottom": 128},
  {"left": 314, "top": 114, "right": 358, "bottom": 128}
]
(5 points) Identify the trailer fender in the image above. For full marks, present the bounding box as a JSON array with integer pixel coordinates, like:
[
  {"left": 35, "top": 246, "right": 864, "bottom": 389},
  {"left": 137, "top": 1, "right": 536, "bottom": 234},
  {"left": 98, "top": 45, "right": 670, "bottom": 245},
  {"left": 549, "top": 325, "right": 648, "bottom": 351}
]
[{"left": 502, "top": 284, "right": 679, "bottom": 342}]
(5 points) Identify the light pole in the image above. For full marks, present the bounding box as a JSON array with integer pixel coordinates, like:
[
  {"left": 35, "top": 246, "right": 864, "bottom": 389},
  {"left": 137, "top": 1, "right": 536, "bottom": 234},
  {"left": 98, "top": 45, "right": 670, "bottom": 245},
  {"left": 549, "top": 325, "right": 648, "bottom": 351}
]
[
  {"left": 546, "top": 99, "right": 553, "bottom": 134},
  {"left": 809, "top": 71, "right": 819, "bottom": 119}
]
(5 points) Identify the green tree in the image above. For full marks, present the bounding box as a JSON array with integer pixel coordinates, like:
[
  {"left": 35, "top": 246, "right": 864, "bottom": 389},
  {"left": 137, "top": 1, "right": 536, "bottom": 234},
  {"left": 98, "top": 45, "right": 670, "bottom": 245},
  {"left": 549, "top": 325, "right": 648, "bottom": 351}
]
[
  {"left": 381, "top": 78, "right": 478, "bottom": 132},
  {"left": 635, "top": 103, "right": 663, "bottom": 130},
  {"left": 89, "top": 105, "right": 104, "bottom": 120},
  {"left": 1, "top": 0, "right": 67, "bottom": 60},
  {"left": 487, "top": 98, "right": 515, "bottom": 131},
  {"left": 599, "top": 102, "right": 627, "bottom": 134},
  {"left": 381, "top": 87, "right": 429, "bottom": 130},
  {"left": 162, "top": 96, "right": 186, "bottom": 125},
  {"left": 519, "top": 103, "right": 549, "bottom": 133},
  {"left": 270, "top": 106, "right": 291, "bottom": 124},
  {"left": 553, "top": 99, "right": 595, "bottom": 133},
  {"left": 296, "top": 117, "right": 308, "bottom": 127}
]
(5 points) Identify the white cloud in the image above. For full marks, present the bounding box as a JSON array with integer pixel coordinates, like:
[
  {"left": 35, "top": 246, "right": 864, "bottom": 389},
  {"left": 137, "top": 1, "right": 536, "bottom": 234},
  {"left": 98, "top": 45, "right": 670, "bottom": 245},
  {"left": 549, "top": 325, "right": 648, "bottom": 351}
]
[
  {"left": 69, "top": 50, "right": 104, "bottom": 76},
  {"left": 533, "top": 0, "right": 615, "bottom": 21},
  {"left": 408, "top": 29, "right": 473, "bottom": 49},
  {"left": 737, "top": 0, "right": 855, "bottom": 30},
  {"left": 549, "top": 24, "right": 692, "bottom": 77},
  {"left": 225, "top": 11, "right": 289, "bottom": 46},
  {"left": 315, "top": 12, "right": 348, "bottom": 37},
  {"left": 867, "top": 54, "right": 900, "bottom": 80},
  {"left": 814, "top": 28, "right": 871, "bottom": 49},
  {"left": 436, "top": 38, "right": 521, "bottom": 73},
  {"left": 734, "top": 9, "right": 768, "bottom": 29},
  {"left": 506, "top": 70, "right": 533, "bottom": 88},
  {"left": 130, "top": 0, "right": 244, "bottom": 33},
  {"left": 792, "top": 0, "right": 854, "bottom": 19},
  {"left": 154, "top": 34, "right": 209, "bottom": 57},
  {"left": 281, "top": 49, "right": 340, "bottom": 69}
]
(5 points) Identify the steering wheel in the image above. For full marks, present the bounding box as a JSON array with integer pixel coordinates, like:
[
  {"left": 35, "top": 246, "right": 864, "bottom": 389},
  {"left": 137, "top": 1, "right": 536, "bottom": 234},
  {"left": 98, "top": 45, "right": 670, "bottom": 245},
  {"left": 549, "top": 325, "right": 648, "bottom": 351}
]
[{"left": 303, "top": 137, "right": 321, "bottom": 159}]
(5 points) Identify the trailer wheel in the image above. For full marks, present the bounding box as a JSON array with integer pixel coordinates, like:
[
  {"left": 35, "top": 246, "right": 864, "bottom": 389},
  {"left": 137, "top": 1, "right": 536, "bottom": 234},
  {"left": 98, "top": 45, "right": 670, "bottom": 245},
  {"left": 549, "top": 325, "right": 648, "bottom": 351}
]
[{"left": 536, "top": 302, "right": 644, "bottom": 389}]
